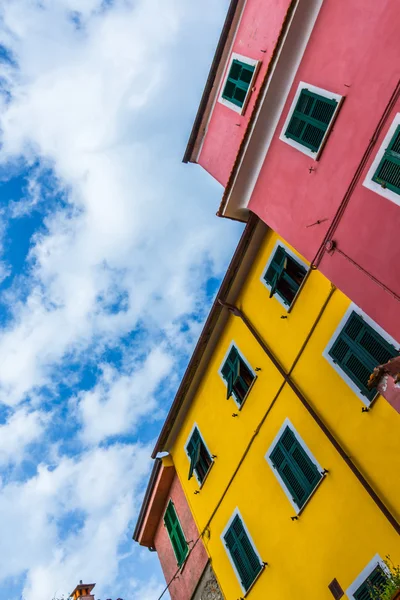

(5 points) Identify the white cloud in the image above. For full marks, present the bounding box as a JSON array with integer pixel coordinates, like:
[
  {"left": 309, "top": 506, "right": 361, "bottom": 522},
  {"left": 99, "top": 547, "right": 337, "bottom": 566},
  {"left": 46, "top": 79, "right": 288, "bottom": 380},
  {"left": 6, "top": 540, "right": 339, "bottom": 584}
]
[{"left": 0, "top": 408, "right": 47, "bottom": 466}]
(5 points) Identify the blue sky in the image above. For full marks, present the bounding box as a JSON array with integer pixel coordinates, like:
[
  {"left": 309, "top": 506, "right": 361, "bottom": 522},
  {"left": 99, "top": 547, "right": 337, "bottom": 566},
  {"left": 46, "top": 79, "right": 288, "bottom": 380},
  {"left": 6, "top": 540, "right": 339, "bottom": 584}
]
[{"left": 0, "top": 1, "right": 242, "bottom": 598}]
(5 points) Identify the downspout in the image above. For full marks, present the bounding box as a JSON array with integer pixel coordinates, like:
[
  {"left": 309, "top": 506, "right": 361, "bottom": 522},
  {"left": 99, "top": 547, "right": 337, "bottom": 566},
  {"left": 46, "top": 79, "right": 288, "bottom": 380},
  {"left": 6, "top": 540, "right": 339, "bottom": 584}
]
[{"left": 219, "top": 298, "right": 400, "bottom": 535}]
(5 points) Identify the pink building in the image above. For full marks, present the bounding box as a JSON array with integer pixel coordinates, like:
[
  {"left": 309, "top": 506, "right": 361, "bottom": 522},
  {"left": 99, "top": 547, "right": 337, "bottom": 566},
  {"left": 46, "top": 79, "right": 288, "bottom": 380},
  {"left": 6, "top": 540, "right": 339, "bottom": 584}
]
[
  {"left": 133, "top": 458, "right": 223, "bottom": 600},
  {"left": 184, "top": 0, "right": 400, "bottom": 340}
]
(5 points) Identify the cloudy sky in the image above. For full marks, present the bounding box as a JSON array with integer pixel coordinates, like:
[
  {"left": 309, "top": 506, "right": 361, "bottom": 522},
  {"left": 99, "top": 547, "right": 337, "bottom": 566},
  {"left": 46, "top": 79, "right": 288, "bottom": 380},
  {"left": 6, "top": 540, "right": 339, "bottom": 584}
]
[{"left": 0, "top": 1, "right": 241, "bottom": 598}]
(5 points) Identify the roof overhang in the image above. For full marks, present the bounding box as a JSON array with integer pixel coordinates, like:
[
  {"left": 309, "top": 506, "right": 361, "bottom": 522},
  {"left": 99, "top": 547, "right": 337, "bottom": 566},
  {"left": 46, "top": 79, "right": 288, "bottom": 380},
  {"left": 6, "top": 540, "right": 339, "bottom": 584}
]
[
  {"left": 182, "top": 0, "right": 246, "bottom": 164},
  {"left": 152, "top": 214, "right": 267, "bottom": 457},
  {"left": 218, "top": 0, "right": 324, "bottom": 220},
  {"left": 133, "top": 457, "right": 175, "bottom": 547}
]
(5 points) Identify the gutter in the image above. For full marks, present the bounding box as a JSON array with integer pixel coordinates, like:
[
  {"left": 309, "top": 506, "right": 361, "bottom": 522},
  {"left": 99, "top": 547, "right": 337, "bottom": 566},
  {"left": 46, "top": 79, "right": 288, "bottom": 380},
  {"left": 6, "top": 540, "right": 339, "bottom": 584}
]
[
  {"left": 182, "top": 0, "right": 241, "bottom": 164},
  {"left": 151, "top": 213, "right": 259, "bottom": 458},
  {"left": 132, "top": 458, "right": 162, "bottom": 542}
]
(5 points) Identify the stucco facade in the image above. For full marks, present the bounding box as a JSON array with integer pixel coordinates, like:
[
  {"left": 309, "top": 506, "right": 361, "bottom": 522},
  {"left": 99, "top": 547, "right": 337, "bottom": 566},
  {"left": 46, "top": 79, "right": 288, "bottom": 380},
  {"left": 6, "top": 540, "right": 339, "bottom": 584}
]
[
  {"left": 161, "top": 226, "right": 400, "bottom": 599},
  {"left": 186, "top": 0, "right": 400, "bottom": 341}
]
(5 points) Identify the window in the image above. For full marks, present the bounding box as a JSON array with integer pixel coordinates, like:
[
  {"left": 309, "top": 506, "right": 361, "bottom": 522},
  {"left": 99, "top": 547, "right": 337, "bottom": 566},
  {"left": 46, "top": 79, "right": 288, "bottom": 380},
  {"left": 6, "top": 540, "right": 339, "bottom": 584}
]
[
  {"left": 223, "top": 512, "right": 263, "bottom": 592},
  {"left": 363, "top": 114, "right": 400, "bottom": 205},
  {"left": 163, "top": 500, "right": 188, "bottom": 567},
  {"left": 263, "top": 244, "right": 307, "bottom": 307},
  {"left": 222, "top": 59, "right": 255, "bottom": 108},
  {"left": 186, "top": 426, "right": 213, "bottom": 485},
  {"left": 267, "top": 424, "right": 322, "bottom": 511},
  {"left": 221, "top": 346, "right": 255, "bottom": 405},
  {"left": 280, "top": 82, "right": 342, "bottom": 158},
  {"left": 327, "top": 310, "right": 398, "bottom": 401},
  {"left": 218, "top": 53, "right": 258, "bottom": 113},
  {"left": 353, "top": 565, "right": 387, "bottom": 600},
  {"left": 372, "top": 124, "right": 400, "bottom": 195}
]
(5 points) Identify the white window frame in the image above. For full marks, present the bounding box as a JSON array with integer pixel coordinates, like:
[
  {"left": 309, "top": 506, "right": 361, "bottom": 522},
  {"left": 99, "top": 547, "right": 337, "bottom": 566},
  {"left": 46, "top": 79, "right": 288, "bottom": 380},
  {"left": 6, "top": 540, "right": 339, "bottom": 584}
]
[
  {"left": 323, "top": 303, "right": 400, "bottom": 406},
  {"left": 260, "top": 239, "right": 309, "bottom": 311},
  {"left": 265, "top": 417, "right": 324, "bottom": 514},
  {"left": 218, "top": 52, "right": 260, "bottom": 114},
  {"left": 363, "top": 112, "right": 400, "bottom": 206},
  {"left": 279, "top": 81, "right": 343, "bottom": 159},
  {"left": 221, "top": 507, "right": 264, "bottom": 595},
  {"left": 346, "top": 554, "right": 388, "bottom": 599},
  {"left": 218, "top": 341, "right": 257, "bottom": 409},
  {"left": 184, "top": 423, "right": 214, "bottom": 488}
]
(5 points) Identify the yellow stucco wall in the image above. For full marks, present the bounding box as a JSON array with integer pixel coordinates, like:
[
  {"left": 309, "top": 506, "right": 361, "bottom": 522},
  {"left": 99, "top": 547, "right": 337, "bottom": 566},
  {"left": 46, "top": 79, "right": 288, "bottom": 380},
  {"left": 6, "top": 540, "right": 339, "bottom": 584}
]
[{"left": 169, "top": 229, "right": 400, "bottom": 599}]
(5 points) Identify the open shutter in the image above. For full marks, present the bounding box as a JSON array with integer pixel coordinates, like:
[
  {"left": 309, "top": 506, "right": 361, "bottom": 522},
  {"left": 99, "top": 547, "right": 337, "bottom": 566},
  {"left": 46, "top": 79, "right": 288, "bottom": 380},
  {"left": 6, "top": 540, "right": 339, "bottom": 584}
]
[
  {"left": 224, "top": 515, "right": 262, "bottom": 591},
  {"left": 270, "top": 427, "right": 321, "bottom": 509},
  {"left": 353, "top": 565, "right": 387, "bottom": 600},
  {"left": 285, "top": 89, "right": 338, "bottom": 152},
  {"left": 222, "top": 347, "right": 240, "bottom": 399},
  {"left": 372, "top": 125, "right": 400, "bottom": 194},
  {"left": 222, "top": 59, "right": 255, "bottom": 108},
  {"left": 264, "top": 246, "right": 286, "bottom": 287},
  {"left": 329, "top": 311, "right": 398, "bottom": 400},
  {"left": 188, "top": 438, "right": 200, "bottom": 480}
]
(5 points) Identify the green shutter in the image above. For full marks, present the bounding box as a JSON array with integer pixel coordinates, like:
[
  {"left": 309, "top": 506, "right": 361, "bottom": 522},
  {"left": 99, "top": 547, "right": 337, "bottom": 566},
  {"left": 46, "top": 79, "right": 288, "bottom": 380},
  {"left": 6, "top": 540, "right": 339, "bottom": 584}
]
[
  {"left": 224, "top": 514, "right": 262, "bottom": 591},
  {"left": 285, "top": 88, "right": 338, "bottom": 152},
  {"left": 187, "top": 427, "right": 212, "bottom": 484},
  {"left": 164, "top": 501, "right": 188, "bottom": 566},
  {"left": 264, "top": 246, "right": 307, "bottom": 305},
  {"left": 329, "top": 311, "right": 398, "bottom": 400},
  {"left": 372, "top": 125, "right": 400, "bottom": 194},
  {"left": 353, "top": 565, "right": 387, "bottom": 600},
  {"left": 270, "top": 426, "right": 321, "bottom": 509},
  {"left": 221, "top": 346, "right": 254, "bottom": 404},
  {"left": 222, "top": 59, "right": 255, "bottom": 108}
]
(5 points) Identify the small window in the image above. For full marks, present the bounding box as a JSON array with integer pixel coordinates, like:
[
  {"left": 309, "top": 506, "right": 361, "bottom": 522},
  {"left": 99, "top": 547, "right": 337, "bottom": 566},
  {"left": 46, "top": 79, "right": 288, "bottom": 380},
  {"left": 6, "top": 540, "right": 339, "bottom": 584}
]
[
  {"left": 268, "top": 425, "right": 322, "bottom": 510},
  {"left": 222, "top": 59, "right": 255, "bottom": 109},
  {"left": 328, "top": 310, "right": 398, "bottom": 401},
  {"left": 353, "top": 564, "right": 387, "bottom": 600},
  {"left": 372, "top": 124, "right": 400, "bottom": 195},
  {"left": 223, "top": 513, "right": 262, "bottom": 592},
  {"left": 284, "top": 88, "right": 338, "bottom": 152},
  {"left": 263, "top": 244, "right": 307, "bottom": 307},
  {"left": 221, "top": 346, "right": 255, "bottom": 405},
  {"left": 163, "top": 500, "right": 188, "bottom": 567},
  {"left": 186, "top": 427, "right": 213, "bottom": 484}
]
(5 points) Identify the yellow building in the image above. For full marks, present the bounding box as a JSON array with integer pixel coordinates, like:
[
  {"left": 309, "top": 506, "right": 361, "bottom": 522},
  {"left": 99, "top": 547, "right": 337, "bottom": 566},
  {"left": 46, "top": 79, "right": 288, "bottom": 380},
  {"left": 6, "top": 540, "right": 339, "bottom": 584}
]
[{"left": 150, "top": 216, "right": 400, "bottom": 600}]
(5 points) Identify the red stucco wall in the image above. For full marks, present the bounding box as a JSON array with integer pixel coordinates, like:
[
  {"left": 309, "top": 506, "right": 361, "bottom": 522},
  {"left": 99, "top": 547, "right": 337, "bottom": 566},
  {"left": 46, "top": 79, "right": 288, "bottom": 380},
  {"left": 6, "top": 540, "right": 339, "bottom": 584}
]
[
  {"left": 154, "top": 474, "right": 208, "bottom": 600},
  {"left": 198, "top": 0, "right": 292, "bottom": 186},
  {"left": 247, "top": 0, "right": 400, "bottom": 339}
]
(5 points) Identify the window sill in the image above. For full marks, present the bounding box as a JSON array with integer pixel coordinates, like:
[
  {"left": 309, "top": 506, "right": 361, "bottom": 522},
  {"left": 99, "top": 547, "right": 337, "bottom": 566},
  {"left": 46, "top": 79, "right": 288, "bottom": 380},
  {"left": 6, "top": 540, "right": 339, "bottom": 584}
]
[
  {"left": 294, "top": 472, "right": 327, "bottom": 517},
  {"left": 235, "top": 376, "right": 258, "bottom": 411},
  {"left": 243, "top": 563, "right": 266, "bottom": 597}
]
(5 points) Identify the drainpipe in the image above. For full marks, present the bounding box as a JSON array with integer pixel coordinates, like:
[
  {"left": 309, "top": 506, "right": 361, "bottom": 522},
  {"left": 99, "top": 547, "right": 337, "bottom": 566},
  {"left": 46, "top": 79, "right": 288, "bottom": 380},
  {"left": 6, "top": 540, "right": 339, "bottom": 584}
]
[{"left": 219, "top": 299, "right": 400, "bottom": 535}]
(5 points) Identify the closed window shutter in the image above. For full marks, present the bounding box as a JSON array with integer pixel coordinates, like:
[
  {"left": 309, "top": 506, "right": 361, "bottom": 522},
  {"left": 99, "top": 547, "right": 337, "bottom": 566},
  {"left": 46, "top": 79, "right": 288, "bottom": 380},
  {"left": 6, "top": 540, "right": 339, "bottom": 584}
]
[
  {"left": 285, "top": 89, "right": 338, "bottom": 152},
  {"left": 222, "top": 59, "right": 255, "bottom": 108},
  {"left": 372, "top": 125, "right": 400, "bottom": 195},
  {"left": 353, "top": 565, "right": 387, "bottom": 600},
  {"left": 164, "top": 502, "right": 188, "bottom": 566},
  {"left": 270, "top": 427, "right": 321, "bottom": 509},
  {"left": 224, "top": 515, "right": 262, "bottom": 591},
  {"left": 329, "top": 311, "right": 398, "bottom": 400}
]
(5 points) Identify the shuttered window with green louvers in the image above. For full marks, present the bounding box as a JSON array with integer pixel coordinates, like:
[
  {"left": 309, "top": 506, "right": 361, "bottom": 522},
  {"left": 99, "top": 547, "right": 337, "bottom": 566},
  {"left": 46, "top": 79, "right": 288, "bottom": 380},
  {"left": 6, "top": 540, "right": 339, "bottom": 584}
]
[
  {"left": 186, "top": 427, "right": 212, "bottom": 484},
  {"left": 222, "top": 59, "right": 255, "bottom": 108},
  {"left": 285, "top": 88, "right": 338, "bottom": 153},
  {"left": 163, "top": 501, "right": 188, "bottom": 567},
  {"left": 328, "top": 311, "right": 398, "bottom": 401},
  {"left": 263, "top": 245, "right": 307, "bottom": 306},
  {"left": 221, "top": 346, "right": 255, "bottom": 405},
  {"left": 269, "top": 426, "right": 322, "bottom": 509},
  {"left": 224, "top": 514, "right": 262, "bottom": 591},
  {"left": 372, "top": 125, "right": 400, "bottom": 195},
  {"left": 353, "top": 565, "right": 387, "bottom": 600}
]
